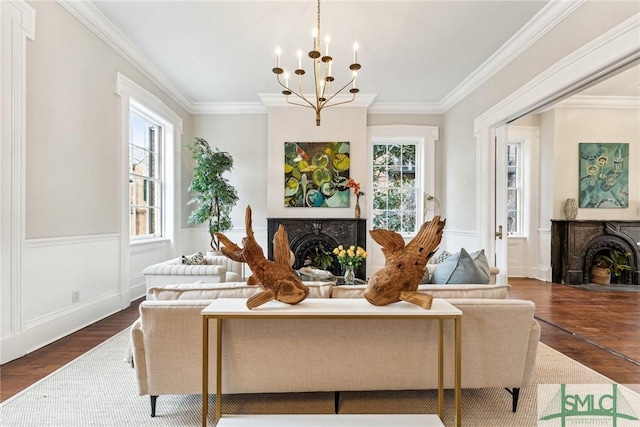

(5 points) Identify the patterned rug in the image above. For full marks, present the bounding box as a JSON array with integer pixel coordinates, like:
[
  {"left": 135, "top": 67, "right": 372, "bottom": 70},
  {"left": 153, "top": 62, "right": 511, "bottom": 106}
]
[{"left": 2, "top": 329, "right": 639, "bottom": 426}]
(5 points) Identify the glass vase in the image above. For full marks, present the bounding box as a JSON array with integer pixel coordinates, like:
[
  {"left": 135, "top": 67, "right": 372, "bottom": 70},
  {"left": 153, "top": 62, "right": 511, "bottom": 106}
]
[
  {"left": 354, "top": 195, "right": 361, "bottom": 219},
  {"left": 343, "top": 265, "right": 355, "bottom": 285}
]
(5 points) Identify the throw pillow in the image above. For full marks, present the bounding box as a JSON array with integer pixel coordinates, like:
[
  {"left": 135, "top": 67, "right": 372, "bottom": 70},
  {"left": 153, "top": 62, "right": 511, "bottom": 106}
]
[
  {"left": 469, "top": 249, "right": 491, "bottom": 280},
  {"left": 430, "top": 248, "right": 490, "bottom": 284},
  {"left": 181, "top": 251, "right": 204, "bottom": 265}
]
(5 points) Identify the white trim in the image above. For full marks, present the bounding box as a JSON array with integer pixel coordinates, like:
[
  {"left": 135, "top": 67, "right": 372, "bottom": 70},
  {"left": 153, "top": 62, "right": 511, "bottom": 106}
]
[
  {"left": 474, "top": 14, "right": 640, "bottom": 133},
  {"left": 474, "top": 13, "right": 640, "bottom": 266},
  {"left": 441, "top": 0, "right": 584, "bottom": 111},
  {"left": 1, "top": 0, "right": 35, "bottom": 348},
  {"left": 191, "top": 102, "right": 267, "bottom": 115},
  {"left": 365, "top": 125, "right": 438, "bottom": 278},
  {"left": 552, "top": 95, "right": 640, "bottom": 110},
  {"left": 258, "top": 93, "right": 377, "bottom": 108},
  {"left": 58, "top": 0, "right": 193, "bottom": 113},
  {"left": 116, "top": 72, "right": 183, "bottom": 307},
  {"left": 368, "top": 102, "right": 444, "bottom": 115},
  {"left": 24, "top": 233, "right": 119, "bottom": 248}
]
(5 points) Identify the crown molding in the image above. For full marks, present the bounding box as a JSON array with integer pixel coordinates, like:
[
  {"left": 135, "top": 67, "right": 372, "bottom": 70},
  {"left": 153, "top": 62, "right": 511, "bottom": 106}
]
[
  {"left": 257, "top": 93, "right": 377, "bottom": 108},
  {"left": 61, "top": 0, "right": 583, "bottom": 116},
  {"left": 367, "top": 102, "right": 444, "bottom": 115},
  {"left": 191, "top": 102, "right": 267, "bottom": 115},
  {"left": 440, "top": 0, "right": 584, "bottom": 112},
  {"left": 550, "top": 95, "right": 640, "bottom": 110},
  {"left": 57, "top": 0, "right": 194, "bottom": 113}
]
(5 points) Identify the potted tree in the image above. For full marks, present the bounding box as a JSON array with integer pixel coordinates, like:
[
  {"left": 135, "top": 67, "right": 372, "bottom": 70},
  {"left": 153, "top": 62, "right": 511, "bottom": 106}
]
[
  {"left": 591, "top": 250, "right": 632, "bottom": 285},
  {"left": 186, "top": 137, "right": 239, "bottom": 252}
]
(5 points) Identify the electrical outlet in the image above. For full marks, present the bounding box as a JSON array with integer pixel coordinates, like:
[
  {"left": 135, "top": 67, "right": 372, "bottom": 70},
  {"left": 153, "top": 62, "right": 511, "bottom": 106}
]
[{"left": 72, "top": 290, "right": 80, "bottom": 303}]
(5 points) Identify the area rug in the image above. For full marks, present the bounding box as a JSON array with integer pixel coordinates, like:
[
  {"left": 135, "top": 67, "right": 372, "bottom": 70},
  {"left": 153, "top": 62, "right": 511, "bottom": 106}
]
[{"left": 1, "top": 329, "right": 639, "bottom": 426}]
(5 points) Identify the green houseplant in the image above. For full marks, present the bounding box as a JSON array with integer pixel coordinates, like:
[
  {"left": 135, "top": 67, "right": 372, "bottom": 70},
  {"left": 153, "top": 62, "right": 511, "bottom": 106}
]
[
  {"left": 186, "top": 138, "right": 239, "bottom": 252},
  {"left": 592, "top": 250, "right": 632, "bottom": 284}
]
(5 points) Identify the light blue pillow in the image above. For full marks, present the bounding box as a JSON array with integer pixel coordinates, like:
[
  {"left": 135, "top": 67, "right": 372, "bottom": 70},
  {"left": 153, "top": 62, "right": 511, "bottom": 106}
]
[{"left": 431, "top": 248, "right": 490, "bottom": 284}]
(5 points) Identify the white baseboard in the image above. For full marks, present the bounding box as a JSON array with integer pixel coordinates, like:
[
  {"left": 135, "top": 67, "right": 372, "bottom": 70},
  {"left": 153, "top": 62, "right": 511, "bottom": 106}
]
[
  {"left": 529, "top": 266, "right": 552, "bottom": 282},
  {"left": 0, "top": 292, "right": 123, "bottom": 364}
]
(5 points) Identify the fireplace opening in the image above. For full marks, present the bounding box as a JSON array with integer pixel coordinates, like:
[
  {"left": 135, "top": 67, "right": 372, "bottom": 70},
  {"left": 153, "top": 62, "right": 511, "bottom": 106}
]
[
  {"left": 267, "top": 218, "right": 367, "bottom": 279},
  {"left": 583, "top": 237, "right": 636, "bottom": 285},
  {"left": 290, "top": 234, "right": 341, "bottom": 276}
]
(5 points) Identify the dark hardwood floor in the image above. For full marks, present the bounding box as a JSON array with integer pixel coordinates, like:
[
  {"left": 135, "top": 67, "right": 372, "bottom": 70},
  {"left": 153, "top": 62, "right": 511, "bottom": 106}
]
[
  {"left": 0, "top": 298, "right": 143, "bottom": 401},
  {"left": 1, "top": 278, "right": 639, "bottom": 402}
]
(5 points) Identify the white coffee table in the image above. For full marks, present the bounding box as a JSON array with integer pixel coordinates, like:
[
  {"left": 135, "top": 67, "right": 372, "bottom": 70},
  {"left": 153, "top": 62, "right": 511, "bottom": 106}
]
[{"left": 202, "top": 298, "right": 462, "bottom": 426}]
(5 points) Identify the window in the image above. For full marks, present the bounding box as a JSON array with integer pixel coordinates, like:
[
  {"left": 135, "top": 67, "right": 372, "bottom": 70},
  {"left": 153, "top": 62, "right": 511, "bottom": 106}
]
[
  {"left": 368, "top": 125, "right": 437, "bottom": 240},
  {"left": 371, "top": 142, "right": 419, "bottom": 233},
  {"left": 507, "top": 142, "right": 522, "bottom": 236},
  {"left": 117, "top": 72, "right": 182, "bottom": 247},
  {"left": 129, "top": 109, "right": 163, "bottom": 239}
]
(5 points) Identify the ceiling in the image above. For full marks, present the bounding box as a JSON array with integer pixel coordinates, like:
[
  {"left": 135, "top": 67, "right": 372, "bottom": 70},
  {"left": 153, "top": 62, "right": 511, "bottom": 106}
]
[{"left": 81, "top": 1, "right": 637, "bottom": 113}]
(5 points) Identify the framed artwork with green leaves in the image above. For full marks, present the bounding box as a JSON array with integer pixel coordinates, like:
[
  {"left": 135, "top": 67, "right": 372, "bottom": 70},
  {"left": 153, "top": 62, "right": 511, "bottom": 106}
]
[{"left": 284, "top": 142, "right": 350, "bottom": 207}]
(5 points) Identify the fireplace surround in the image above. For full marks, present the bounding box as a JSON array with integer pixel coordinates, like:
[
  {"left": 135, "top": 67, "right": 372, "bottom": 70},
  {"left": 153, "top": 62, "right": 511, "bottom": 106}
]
[
  {"left": 267, "top": 218, "right": 367, "bottom": 279},
  {"left": 551, "top": 220, "right": 640, "bottom": 285}
]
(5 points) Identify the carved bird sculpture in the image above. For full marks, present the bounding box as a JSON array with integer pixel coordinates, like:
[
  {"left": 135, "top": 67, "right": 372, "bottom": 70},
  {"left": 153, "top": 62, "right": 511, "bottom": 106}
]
[
  {"left": 216, "top": 206, "right": 310, "bottom": 309},
  {"left": 364, "top": 216, "right": 446, "bottom": 309}
]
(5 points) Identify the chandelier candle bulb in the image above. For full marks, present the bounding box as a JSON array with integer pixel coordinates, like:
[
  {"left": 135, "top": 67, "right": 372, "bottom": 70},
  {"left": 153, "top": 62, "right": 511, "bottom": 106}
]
[
  {"left": 353, "top": 42, "right": 358, "bottom": 63},
  {"left": 312, "top": 28, "right": 318, "bottom": 51},
  {"left": 297, "top": 49, "right": 302, "bottom": 70},
  {"left": 324, "top": 35, "right": 330, "bottom": 56},
  {"left": 276, "top": 46, "right": 281, "bottom": 68}
]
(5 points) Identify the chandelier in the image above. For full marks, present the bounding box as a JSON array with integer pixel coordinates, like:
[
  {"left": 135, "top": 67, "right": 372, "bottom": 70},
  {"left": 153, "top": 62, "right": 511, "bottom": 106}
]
[{"left": 272, "top": 0, "right": 361, "bottom": 126}]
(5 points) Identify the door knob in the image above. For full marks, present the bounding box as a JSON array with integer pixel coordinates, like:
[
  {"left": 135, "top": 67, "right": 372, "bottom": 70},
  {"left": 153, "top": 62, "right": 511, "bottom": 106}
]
[{"left": 495, "top": 225, "right": 503, "bottom": 240}]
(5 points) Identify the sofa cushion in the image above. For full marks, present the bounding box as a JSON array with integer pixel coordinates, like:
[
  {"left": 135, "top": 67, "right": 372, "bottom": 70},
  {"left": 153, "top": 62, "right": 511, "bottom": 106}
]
[
  {"left": 181, "top": 251, "right": 204, "bottom": 265},
  {"left": 431, "top": 248, "right": 490, "bottom": 284},
  {"left": 330, "top": 283, "right": 510, "bottom": 299},
  {"left": 148, "top": 281, "right": 335, "bottom": 300}
]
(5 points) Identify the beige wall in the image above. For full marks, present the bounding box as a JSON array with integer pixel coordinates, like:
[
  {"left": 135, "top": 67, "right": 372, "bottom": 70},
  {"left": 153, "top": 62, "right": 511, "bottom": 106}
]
[
  {"left": 553, "top": 107, "right": 639, "bottom": 220},
  {"left": 189, "top": 114, "right": 268, "bottom": 230},
  {"left": 25, "top": 1, "right": 191, "bottom": 239}
]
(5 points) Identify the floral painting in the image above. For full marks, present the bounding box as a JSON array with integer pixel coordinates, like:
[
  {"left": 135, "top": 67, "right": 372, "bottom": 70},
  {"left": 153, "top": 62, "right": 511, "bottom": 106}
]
[
  {"left": 284, "top": 142, "right": 350, "bottom": 207},
  {"left": 579, "top": 142, "right": 629, "bottom": 208}
]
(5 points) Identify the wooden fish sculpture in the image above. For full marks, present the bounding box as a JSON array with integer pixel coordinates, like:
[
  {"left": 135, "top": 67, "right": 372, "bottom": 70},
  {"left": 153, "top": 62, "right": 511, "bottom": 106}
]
[
  {"left": 364, "top": 216, "right": 446, "bottom": 310},
  {"left": 216, "top": 206, "right": 309, "bottom": 309}
]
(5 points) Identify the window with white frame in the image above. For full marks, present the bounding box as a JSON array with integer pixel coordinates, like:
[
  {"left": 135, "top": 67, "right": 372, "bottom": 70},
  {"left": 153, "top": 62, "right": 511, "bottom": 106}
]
[
  {"left": 507, "top": 142, "right": 522, "bottom": 236},
  {"left": 117, "top": 72, "right": 181, "bottom": 246},
  {"left": 371, "top": 142, "right": 419, "bottom": 233},
  {"left": 129, "top": 108, "right": 163, "bottom": 239}
]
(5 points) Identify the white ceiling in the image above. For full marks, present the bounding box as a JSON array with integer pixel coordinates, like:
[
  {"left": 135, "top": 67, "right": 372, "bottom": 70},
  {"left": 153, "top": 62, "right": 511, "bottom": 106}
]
[{"left": 81, "top": 1, "right": 637, "bottom": 112}]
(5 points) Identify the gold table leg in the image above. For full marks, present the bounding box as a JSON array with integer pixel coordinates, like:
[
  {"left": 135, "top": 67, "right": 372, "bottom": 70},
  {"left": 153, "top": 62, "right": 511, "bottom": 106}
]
[
  {"left": 216, "top": 319, "right": 223, "bottom": 423},
  {"left": 438, "top": 319, "right": 444, "bottom": 420},
  {"left": 455, "top": 316, "right": 461, "bottom": 427},
  {"left": 202, "top": 316, "right": 208, "bottom": 427}
]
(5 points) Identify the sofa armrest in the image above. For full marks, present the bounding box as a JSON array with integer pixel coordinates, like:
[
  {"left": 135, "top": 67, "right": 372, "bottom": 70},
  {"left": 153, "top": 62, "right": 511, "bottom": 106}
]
[{"left": 130, "top": 318, "right": 149, "bottom": 395}]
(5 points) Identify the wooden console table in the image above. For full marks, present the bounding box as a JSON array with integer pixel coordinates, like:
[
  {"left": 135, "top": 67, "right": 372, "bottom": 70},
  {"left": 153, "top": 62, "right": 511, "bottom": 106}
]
[{"left": 201, "top": 298, "right": 462, "bottom": 426}]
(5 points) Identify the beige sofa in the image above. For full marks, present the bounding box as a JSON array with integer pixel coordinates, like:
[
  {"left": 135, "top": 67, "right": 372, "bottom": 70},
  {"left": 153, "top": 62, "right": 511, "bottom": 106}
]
[
  {"left": 130, "top": 281, "right": 540, "bottom": 417},
  {"left": 142, "top": 254, "right": 245, "bottom": 295}
]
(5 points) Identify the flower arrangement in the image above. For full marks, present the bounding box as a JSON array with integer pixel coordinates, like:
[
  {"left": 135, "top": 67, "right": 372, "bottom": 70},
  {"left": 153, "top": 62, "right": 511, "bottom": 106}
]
[
  {"left": 333, "top": 245, "right": 367, "bottom": 268},
  {"left": 346, "top": 178, "right": 364, "bottom": 196}
]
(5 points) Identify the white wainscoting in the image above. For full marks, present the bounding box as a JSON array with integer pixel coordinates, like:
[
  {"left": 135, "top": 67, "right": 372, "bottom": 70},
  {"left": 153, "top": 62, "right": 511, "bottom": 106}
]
[
  {"left": 1, "top": 234, "right": 123, "bottom": 363},
  {"left": 129, "top": 239, "right": 173, "bottom": 299},
  {"left": 532, "top": 228, "right": 552, "bottom": 282},
  {"left": 507, "top": 237, "right": 527, "bottom": 277}
]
